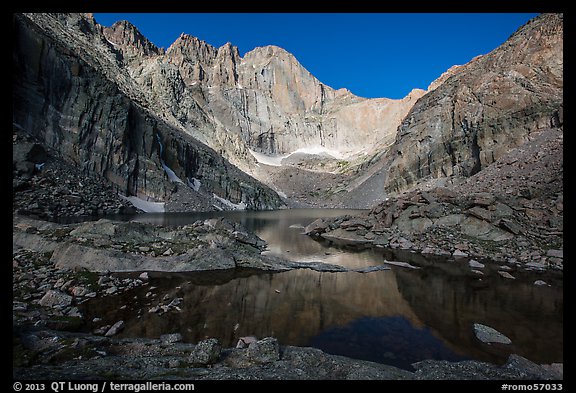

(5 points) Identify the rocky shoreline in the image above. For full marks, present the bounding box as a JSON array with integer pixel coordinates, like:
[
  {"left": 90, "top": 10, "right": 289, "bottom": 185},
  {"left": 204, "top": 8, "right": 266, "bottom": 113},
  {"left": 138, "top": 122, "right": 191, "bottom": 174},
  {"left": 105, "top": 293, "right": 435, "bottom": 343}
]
[
  {"left": 304, "top": 185, "right": 563, "bottom": 274},
  {"left": 12, "top": 122, "right": 563, "bottom": 381},
  {"left": 13, "top": 212, "right": 563, "bottom": 380},
  {"left": 14, "top": 330, "right": 562, "bottom": 380}
]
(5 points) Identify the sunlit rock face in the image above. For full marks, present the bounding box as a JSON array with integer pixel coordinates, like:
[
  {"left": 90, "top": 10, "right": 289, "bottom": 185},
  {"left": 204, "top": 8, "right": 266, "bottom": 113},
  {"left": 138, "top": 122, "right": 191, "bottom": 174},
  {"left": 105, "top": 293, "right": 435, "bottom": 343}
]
[
  {"left": 13, "top": 13, "right": 563, "bottom": 210},
  {"left": 103, "top": 21, "right": 424, "bottom": 166}
]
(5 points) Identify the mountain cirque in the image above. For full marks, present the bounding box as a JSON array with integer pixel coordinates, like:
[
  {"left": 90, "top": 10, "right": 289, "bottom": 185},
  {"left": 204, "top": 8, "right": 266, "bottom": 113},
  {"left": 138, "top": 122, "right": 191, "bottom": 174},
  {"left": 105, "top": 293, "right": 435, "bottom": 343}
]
[
  {"left": 13, "top": 13, "right": 562, "bottom": 211},
  {"left": 12, "top": 12, "right": 563, "bottom": 380}
]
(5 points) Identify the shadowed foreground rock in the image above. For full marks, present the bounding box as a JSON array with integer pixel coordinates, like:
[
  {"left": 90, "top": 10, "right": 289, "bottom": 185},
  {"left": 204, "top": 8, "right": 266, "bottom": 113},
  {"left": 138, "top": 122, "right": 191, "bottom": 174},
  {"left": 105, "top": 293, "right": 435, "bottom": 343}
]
[{"left": 13, "top": 331, "right": 562, "bottom": 380}]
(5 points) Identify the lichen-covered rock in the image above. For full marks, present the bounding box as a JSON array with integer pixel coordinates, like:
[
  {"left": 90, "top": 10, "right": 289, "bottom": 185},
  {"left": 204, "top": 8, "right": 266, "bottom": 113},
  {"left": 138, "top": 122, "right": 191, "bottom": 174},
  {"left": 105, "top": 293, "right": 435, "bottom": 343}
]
[
  {"left": 190, "top": 338, "right": 222, "bottom": 366},
  {"left": 247, "top": 337, "right": 280, "bottom": 364}
]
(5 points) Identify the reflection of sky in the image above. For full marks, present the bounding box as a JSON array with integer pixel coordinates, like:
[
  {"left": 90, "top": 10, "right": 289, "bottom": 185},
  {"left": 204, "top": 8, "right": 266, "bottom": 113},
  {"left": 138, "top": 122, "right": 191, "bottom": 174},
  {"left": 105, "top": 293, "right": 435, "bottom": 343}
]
[{"left": 308, "top": 316, "right": 470, "bottom": 371}]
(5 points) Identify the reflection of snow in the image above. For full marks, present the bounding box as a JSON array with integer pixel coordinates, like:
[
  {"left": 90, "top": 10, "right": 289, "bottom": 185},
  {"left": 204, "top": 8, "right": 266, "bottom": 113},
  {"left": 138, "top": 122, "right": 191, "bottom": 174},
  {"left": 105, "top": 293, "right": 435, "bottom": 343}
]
[
  {"left": 119, "top": 194, "right": 165, "bottom": 213},
  {"left": 213, "top": 193, "right": 247, "bottom": 210},
  {"left": 156, "top": 134, "right": 184, "bottom": 184}
]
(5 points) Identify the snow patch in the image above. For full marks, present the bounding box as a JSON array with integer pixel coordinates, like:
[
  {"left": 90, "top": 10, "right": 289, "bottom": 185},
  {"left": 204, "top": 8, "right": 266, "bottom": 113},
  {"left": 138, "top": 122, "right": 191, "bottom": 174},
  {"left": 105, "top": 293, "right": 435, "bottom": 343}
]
[
  {"left": 156, "top": 134, "right": 185, "bottom": 184},
  {"left": 213, "top": 194, "right": 247, "bottom": 210},
  {"left": 119, "top": 194, "right": 165, "bottom": 213},
  {"left": 248, "top": 149, "right": 289, "bottom": 167},
  {"left": 249, "top": 146, "right": 346, "bottom": 167},
  {"left": 277, "top": 190, "right": 288, "bottom": 199},
  {"left": 236, "top": 82, "right": 243, "bottom": 89},
  {"left": 162, "top": 163, "right": 185, "bottom": 184},
  {"left": 187, "top": 178, "right": 201, "bottom": 192}
]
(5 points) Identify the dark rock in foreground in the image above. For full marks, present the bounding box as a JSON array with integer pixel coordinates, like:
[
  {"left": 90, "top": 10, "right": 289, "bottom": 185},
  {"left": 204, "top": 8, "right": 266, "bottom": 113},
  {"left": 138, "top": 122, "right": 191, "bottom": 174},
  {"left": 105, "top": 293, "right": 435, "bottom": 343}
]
[{"left": 13, "top": 330, "right": 562, "bottom": 380}]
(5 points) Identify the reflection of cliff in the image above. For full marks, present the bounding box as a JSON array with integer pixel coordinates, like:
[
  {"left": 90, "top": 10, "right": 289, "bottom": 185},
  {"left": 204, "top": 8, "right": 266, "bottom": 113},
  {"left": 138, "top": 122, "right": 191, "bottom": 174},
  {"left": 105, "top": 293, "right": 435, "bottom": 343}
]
[
  {"left": 394, "top": 267, "right": 563, "bottom": 365},
  {"left": 84, "top": 269, "right": 424, "bottom": 347}
]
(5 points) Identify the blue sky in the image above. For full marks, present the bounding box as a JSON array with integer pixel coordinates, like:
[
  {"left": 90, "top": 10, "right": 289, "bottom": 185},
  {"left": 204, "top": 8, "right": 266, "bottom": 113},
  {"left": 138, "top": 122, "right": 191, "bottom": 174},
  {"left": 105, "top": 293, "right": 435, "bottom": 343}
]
[{"left": 94, "top": 13, "right": 538, "bottom": 99}]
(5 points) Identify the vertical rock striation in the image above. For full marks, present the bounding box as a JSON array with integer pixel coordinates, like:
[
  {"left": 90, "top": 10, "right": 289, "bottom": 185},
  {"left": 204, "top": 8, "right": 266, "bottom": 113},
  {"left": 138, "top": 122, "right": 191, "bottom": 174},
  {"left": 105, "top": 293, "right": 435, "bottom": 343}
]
[{"left": 13, "top": 13, "right": 284, "bottom": 210}]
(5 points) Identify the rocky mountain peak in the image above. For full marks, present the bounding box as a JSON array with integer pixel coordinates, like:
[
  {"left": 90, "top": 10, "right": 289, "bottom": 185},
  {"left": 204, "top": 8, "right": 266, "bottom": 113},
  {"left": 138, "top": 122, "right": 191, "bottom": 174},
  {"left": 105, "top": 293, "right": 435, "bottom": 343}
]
[
  {"left": 216, "top": 42, "right": 241, "bottom": 64},
  {"left": 242, "top": 45, "right": 303, "bottom": 70},
  {"left": 167, "top": 33, "right": 217, "bottom": 62},
  {"left": 103, "top": 20, "right": 162, "bottom": 59},
  {"left": 509, "top": 13, "right": 562, "bottom": 41}
]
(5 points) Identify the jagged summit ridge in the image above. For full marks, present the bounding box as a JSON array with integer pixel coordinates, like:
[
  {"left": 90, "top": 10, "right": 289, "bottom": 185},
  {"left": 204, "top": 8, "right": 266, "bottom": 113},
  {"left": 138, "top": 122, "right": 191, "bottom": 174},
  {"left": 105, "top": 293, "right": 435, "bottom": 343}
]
[
  {"left": 103, "top": 20, "right": 163, "bottom": 59},
  {"left": 93, "top": 15, "right": 421, "bottom": 163}
]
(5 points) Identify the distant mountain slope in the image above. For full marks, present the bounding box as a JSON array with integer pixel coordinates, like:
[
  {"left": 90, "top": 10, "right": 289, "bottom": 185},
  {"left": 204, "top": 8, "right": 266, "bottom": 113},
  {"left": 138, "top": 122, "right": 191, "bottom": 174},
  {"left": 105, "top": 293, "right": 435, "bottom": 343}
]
[{"left": 101, "top": 18, "right": 424, "bottom": 168}]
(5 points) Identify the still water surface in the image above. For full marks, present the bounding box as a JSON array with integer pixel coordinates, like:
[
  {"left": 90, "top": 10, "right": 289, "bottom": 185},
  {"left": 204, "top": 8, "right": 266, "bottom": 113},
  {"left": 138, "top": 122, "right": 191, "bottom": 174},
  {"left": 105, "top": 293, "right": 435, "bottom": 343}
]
[{"left": 81, "top": 209, "right": 563, "bottom": 370}]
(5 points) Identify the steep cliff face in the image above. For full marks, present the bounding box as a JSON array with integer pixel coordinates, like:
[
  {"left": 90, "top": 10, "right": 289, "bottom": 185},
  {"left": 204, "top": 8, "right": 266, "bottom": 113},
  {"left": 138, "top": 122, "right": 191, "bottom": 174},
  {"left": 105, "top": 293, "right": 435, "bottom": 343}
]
[
  {"left": 383, "top": 13, "right": 563, "bottom": 193},
  {"left": 103, "top": 21, "right": 421, "bottom": 169},
  {"left": 13, "top": 13, "right": 284, "bottom": 211},
  {"left": 14, "top": 12, "right": 563, "bottom": 211}
]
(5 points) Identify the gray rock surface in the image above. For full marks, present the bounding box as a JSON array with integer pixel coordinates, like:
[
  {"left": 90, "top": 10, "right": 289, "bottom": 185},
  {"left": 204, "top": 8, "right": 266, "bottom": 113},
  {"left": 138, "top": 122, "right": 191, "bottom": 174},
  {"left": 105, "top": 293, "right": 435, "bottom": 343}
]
[
  {"left": 469, "top": 260, "right": 485, "bottom": 269},
  {"left": 498, "top": 271, "right": 516, "bottom": 280},
  {"left": 38, "top": 290, "right": 72, "bottom": 308},
  {"left": 190, "top": 338, "right": 222, "bottom": 366},
  {"left": 473, "top": 323, "right": 512, "bottom": 345},
  {"left": 13, "top": 331, "right": 560, "bottom": 380},
  {"left": 105, "top": 320, "right": 125, "bottom": 337},
  {"left": 247, "top": 337, "right": 280, "bottom": 364},
  {"left": 160, "top": 333, "right": 183, "bottom": 344}
]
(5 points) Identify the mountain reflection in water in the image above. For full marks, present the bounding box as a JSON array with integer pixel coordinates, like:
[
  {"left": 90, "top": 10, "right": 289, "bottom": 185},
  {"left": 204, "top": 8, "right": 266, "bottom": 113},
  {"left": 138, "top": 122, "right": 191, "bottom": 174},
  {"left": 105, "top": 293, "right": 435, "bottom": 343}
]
[{"left": 81, "top": 209, "right": 563, "bottom": 370}]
